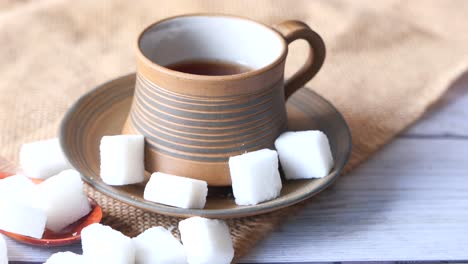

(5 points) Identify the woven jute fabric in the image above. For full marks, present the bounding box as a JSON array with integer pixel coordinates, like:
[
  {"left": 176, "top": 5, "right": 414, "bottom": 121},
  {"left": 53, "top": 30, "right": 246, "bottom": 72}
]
[{"left": 1, "top": 0, "right": 468, "bottom": 261}]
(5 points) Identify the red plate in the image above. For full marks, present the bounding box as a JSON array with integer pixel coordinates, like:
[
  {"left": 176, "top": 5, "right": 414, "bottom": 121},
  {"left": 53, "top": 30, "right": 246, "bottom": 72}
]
[{"left": 0, "top": 172, "right": 102, "bottom": 246}]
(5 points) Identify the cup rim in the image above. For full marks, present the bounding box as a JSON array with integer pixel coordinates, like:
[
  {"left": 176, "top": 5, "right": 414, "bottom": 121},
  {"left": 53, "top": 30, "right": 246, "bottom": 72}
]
[{"left": 136, "top": 13, "right": 288, "bottom": 81}]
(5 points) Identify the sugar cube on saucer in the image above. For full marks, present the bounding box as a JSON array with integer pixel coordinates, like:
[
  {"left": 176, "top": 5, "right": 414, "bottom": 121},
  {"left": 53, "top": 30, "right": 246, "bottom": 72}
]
[
  {"left": 0, "top": 202, "right": 46, "bottom": 239},
  {"left": 0, "top": 174, "right": 35, "bottom": 205},
  {"left": 0, "top": 235, "right": 8, "bottom": 264},
  {"left": 179, "top": 217, "right": 234, "bottom": 264},
  {"left": 33, "top": 170, "right": 91, "bottom": 232},
  {"left": 45, "top": 252, "right": 84, "bottom": 264},
  {"left": 229, "top": 149, "right": 282, "bottom": 205},
  {"left": 19, "top": 138, "right": 71, "bottom": 179},
  {"left": 275, "top": 131, "right": 334, "bottom": 179},
  {"left": 144, "top": 172, "right": 207, "bottom": 209},
  {"left": 100, "top": 135, "right": 145, "bottom": 185},
  {"left": 82, "top": 223, "right": 135, "bottom": 264},
  {"left": 133, "top": 226, "right": 187, "bottom": 264}
]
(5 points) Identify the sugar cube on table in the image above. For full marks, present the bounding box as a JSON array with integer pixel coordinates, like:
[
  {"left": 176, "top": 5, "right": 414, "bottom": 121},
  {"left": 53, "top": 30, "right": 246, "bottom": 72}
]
[
  {"left": 45, "top": 251, "right": 84, "bottom": 264},
  {"left": 144, "top": 172, "right": 207, "bottom": 209},
  {"left": 19, "top": 138, "right": 71, "bottom": 179},
  {"left": 0, "top": 235, "right": 7, "bottom": 264},
  {"left": 179, "top": 217, "right": 234, "bottom": 264},
  {"left": 274, "top": 130, "right": 334, "bottom": 179},
  {"left": 0, "top": 202, "right": 46, "bottom": 239},
  {"left": 0, "top": 174, "right": 35, "bottom": 205},
  {"left": 100, "top": 135, "right": 145, "bottom": 185},
  {"left": 81, "top": 223, "right": 135, "bottom": 264},
  {"left": 33, "top": 169, "right": 91, "bottom": 232},
  {"left": 228, "top": 148, "right": 282, "bottom": 205},
  {"left": 133, "top": 226, "right": 187, "bottom": 264}
]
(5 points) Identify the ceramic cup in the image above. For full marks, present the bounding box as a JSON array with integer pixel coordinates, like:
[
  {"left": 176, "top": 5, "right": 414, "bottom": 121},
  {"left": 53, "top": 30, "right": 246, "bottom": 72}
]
[{"left": 123, "top": 14, "right": 325, "bottom": 186}]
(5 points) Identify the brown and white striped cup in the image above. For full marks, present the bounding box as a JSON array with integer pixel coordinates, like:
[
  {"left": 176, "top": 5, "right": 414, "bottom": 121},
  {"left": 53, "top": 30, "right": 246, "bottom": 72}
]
[{"left": 123, "top": 14, "right": 325, "bottom": 186}]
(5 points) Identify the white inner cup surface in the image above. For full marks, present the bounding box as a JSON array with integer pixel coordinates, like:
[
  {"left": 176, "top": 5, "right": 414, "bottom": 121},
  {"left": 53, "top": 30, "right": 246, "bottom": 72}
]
[{"left": 139, "top": 16, "right": 284, "bottom": 70}]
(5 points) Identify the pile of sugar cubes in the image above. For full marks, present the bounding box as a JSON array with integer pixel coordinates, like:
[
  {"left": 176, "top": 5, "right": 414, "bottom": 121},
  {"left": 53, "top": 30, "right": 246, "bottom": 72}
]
[
  {"left": 100, "top": 130, "right": 333, "bottom": 207},
  {"left": 0, "top": 138, "right": 91, "bottom": 238},
  {"left": 0, "top": 170, "right": 91, "bottom": 239},
  {"left": 46, "top": 216, "right": 234, "bottom": 264},
  {"left": 0, "top": 129, "right": 332, "bottom": 263}
]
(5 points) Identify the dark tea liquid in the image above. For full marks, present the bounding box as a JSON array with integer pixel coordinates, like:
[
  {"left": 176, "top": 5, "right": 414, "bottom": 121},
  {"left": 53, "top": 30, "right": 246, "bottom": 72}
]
[{"left": 166, "top": 59, "right": 252, "bottom": 76}]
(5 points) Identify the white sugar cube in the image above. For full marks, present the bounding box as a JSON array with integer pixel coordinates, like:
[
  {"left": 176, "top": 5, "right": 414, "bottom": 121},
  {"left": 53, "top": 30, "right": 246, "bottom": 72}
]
[
  {"left": 275, "top": 131, "right": 334, "bottom": 179},
  {"left": 100, "top": 135, "right": 145, "bottom": 185},
  {"left": 0, "top": 202, "right": 46, "bottom": 239},
  {"left": 0, "top": 174, "right": 35, "bottom": 205},
  {"left": 33, "top": 170, "right": 91, "bottom": 232},
  {"left": 19, "top": 138, "right": 71, "bottom": 179},
  {"left": 144, "top": 172, "right": 207, "bottom": 209},
  {"left": 229, "top": 149, "right": 282, "bottom": 205},
  {"left": 133, "top": 226, "right": 187, "bottom": 264},
  {"left": 179, "top": 217, "right": 233, "bottom": 264},
  {"left": 82, "top": 223, "right": 135, "bottom": 264},
  {"left": 45, "top": 252, "right": 84, "bottom": 264},
  {"left": 0, "top": 235, "right": 7, "bottom": 264}
]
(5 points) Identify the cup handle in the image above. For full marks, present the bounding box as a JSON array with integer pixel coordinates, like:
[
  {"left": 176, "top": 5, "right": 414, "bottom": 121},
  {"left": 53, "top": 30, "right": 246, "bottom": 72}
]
[{"left": 274, "top": 20, "right": 326, "bottom": 100}]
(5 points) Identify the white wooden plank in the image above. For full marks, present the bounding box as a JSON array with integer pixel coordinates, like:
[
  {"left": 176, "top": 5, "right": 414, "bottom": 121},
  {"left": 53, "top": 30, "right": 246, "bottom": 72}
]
[
  {"left": 403, "top": 72, "right": 468, "bottom": 137},
  {"left": 240, "top": 138, "right": 468, "bottom": 263},
  {"left": 4, "top": 236, "right": 80, "bottom": 262}
]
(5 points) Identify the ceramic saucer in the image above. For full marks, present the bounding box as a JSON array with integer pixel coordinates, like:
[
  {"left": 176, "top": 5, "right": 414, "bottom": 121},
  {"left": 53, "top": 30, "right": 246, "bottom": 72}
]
[{"left": 60, "top": 74, "right": 351, "bottom": 218}]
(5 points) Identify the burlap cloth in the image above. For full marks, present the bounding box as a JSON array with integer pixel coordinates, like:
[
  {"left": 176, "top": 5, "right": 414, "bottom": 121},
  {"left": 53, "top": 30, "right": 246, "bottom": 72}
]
[{"left": 1, "top": 0, "right": 468, "bottom": 261}]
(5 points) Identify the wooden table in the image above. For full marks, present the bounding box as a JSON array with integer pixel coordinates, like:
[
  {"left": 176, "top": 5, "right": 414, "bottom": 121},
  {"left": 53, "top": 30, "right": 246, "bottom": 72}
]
[{"left": 6, "top": 73, "right": 468, "bottom": 263}]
